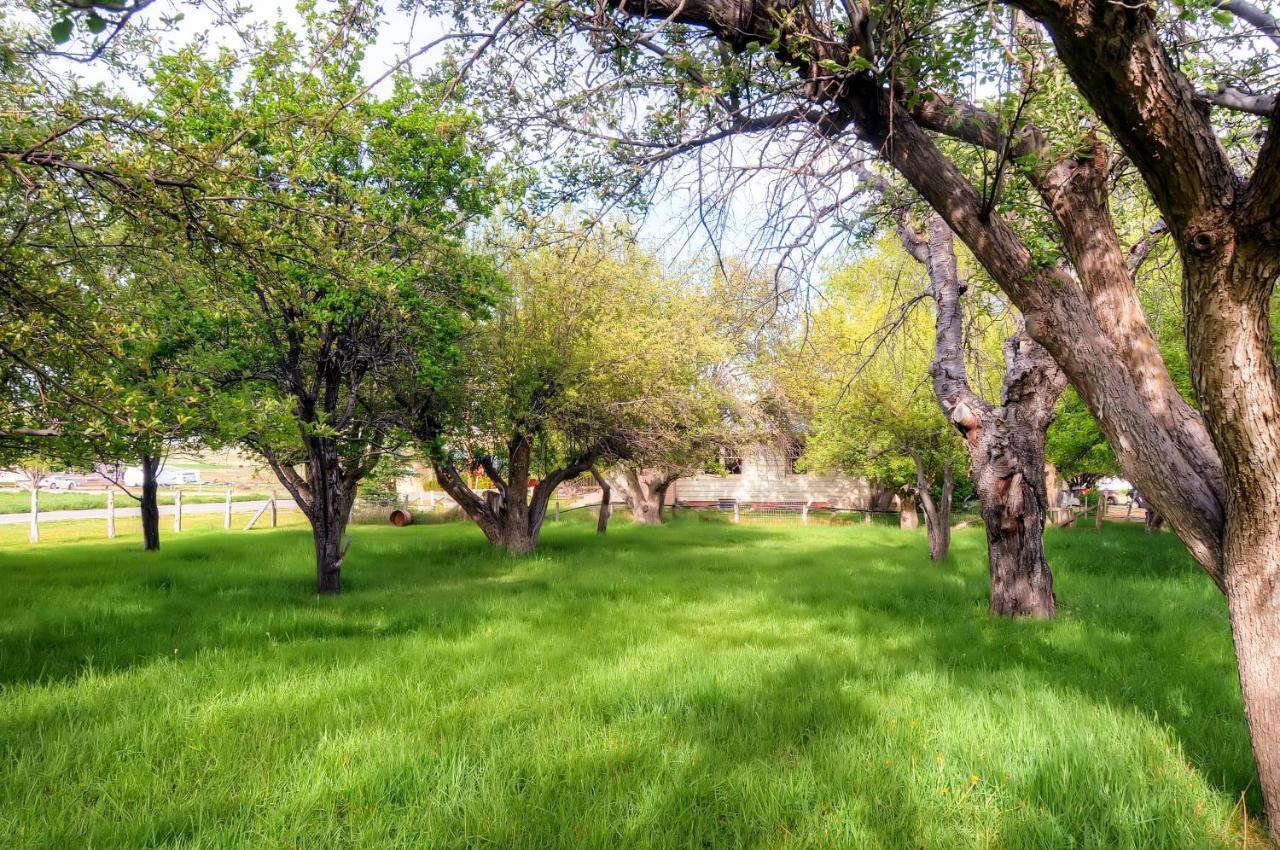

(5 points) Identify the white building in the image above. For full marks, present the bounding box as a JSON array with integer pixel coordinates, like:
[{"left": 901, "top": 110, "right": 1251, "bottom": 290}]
[{"left": 673, "top": 444, "right": 894, "bottom": 510}]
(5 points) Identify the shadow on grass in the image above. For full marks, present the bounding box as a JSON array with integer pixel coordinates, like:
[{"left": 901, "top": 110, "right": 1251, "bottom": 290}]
[{"left": 0, "top": 515, "right": 1258, "bottom": 846}]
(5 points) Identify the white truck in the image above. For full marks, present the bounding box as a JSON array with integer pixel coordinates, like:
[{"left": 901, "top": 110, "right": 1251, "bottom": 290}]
[{"left": 123, "top": 467, "right": 201, "bottom": 487}]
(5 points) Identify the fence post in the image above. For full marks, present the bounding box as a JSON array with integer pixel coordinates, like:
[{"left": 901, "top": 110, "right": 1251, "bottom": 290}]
[
  {"left": 173, "top": 489, "right": 183, "bottom": 533},
  {"left": 29, "top": 486, "right": 39, "bottom": 544},
  {"left": 224, "top": 489, "right": 233, "bottom": 530},
  {"left": 554, "top": 501, "right": 560, "bottom": 522},
  {"left": 864, "top": 510, "right": 871, "bottom": 524},
  {"left": 245, "top": 500, "right": 269, "bottom": 530},
  {"left": 732, "top": 501, "right": 740, "bottom": 524},
  {"left": 802, "top": 500, "right": 809, "bottom": 524},
  {"left": 107, "top": 489, "right": 116, "bottom": 539},
  {"left": 271, "top": 490, "right": 278, "bottom": 528}
]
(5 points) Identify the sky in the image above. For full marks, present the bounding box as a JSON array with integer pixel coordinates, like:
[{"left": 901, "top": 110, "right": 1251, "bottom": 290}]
[{"left": 39, "top": 0, "right": 848, "bottom": 286}]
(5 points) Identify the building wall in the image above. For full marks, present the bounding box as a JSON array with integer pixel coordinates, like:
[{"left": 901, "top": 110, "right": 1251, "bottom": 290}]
[{"left": 674, "top": 445, "right": 888, "bottom": 509}]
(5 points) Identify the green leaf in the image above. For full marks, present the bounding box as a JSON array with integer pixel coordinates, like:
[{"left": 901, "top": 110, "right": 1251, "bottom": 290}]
[
  {"left": 86, "top": 14, "right": 108, "bottom": 35},
  {"left": 50, "top": 18, "right": 73, "bottom": 43}
]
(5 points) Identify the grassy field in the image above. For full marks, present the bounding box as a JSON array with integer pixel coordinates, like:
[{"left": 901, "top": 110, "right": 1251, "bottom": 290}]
[
  {"left": 0, "top": 490, "right": 269, "bottom": 514},
  {"left": 0, "top": 516, "right": 1262, "bottom": 848}
]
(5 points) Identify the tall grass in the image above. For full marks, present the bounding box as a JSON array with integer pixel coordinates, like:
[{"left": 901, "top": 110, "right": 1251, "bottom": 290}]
[{"left": 0, "top": 518, "right": 1262, "bottom": 848}]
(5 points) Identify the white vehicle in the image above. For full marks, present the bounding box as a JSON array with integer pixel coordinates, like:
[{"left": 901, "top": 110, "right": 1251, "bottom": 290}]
[
  {"left": 122, "top": 467, "right": 201, "bottom": 487},
  {"left": 44, "top": 475, "right": 80, "bottom": 491}
]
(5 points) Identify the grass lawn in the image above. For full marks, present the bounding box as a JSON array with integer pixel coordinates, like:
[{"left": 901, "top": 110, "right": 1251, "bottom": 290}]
[
  {"left": 0, "top": 490, "right": 269, "bottom": 514},
  {"left": 0, "top": 516, "right": 1261, "bottom": 848}
]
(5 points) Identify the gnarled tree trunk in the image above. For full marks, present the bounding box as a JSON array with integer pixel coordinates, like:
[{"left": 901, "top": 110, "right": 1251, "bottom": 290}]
[
  {"left": 259, "top": 436, "right": 361, "bottom": 595},
  {"left": 610, "top": 466, "right": 679, "bottom": 525},
  {"left": 431, "top": 431, "right": 600, "bottom": 554},
  {"left": 902, "top": 215, "right": 1066, "bottom": 616}
]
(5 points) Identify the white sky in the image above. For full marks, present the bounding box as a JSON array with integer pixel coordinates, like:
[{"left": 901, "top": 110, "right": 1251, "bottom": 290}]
[{"left": 46, "top": 0, "right": 826, "bottom": 280}]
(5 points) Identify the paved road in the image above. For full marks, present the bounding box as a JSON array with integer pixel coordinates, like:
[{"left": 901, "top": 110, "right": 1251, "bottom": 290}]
[{"left": 0, "top": 499, "right": 300, "bottom": 525}]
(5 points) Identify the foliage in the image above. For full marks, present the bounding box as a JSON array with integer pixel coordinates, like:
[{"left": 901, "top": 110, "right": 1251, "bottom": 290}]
[
  {"left": 433, "top": 223, "right": 725, "bottom": 477},
  {"left": 786, "top": 236, "right": 975, "bottom": 495},
  {"left": 123, "top": 14, "right": 505, "bottom": 566}
]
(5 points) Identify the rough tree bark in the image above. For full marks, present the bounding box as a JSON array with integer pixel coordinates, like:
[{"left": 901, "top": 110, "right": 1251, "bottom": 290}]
[
  {"left": 431, "top": 432, "right": 600, "bottom": 554},
  {"left": 140, "top": 453, "right": 160, "bottom": 553},
  {"left": 595, "top": 0, "right": 1280, "bottom": 821},
  {"left": 610, "top": 466, "right": 679, "bottom": 525},
  {"left": 901, "top": 215, "right": 1067, "bottom": 614}
]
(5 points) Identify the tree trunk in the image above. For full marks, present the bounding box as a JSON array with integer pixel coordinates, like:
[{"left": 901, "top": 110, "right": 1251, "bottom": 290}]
[
  {"left": 430, "top": 433, "right": 601, "bottom": 555},
  {"left": 140, "top": 454, "right": 160, "bottom": 552},
  {"left": 1225, "top": 530, "right": 1280, "bottom": 831},
  {"left": 590, "top": 467, "right": 611, "bottom": 534},
  {"left": 913, "top": 454, "right": 951, "bottom": 561},
  {"left": 898, "top": 491, "right": 919, "bottom": 530},
  {"left": 975, "top": 445, "right": 1056, "bottom": 618},
  {"left": 904, "top": 215, "right": 1064, "bottom": 617},
  {"left": 27, "top": 484, "right": 38, "bottom": 544},
  {"left": 493, "top": 507, "right": 537, "bottom": 554},
  {"left": 312, "top": 504, "right": 348, "bottom": 596},
  {"left": 301, "top": 441, "right": 355, "bottom": 595},
  {"left": 612, "top": 466, "right": 679, "bottom": 525}
]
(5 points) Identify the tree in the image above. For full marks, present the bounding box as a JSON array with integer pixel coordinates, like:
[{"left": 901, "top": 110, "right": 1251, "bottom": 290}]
[
  {"left": 0, "top": 3, "right": 249, "bottom": 551},
  {"left": 797, "top": 244, "right": 967, "bottom": 561},
  {"left": 602, "top": 275, "right": 729, "bottom": 525},
  {"left": 136, "top": 16, "right": 501, "bottom": 593},
  {"left": 416, "top": 226, "right": 712, "bottom": 552},
  {"left": 452, "top": 0, "right": 1280, "bottom": 824},
  {"left": 901, "top": 214, "right": 1066, "bottom": 616}
]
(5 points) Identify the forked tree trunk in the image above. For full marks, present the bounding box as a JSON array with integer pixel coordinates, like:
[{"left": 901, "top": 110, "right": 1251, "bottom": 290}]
[
  {"left": 902, "top": 215, "right": 1065, "bottom": 616},
  {"left": 140, "top": 454, "right": 160, "bottom": 553},
  {"left": 259, "top": 437, "right": 358, "bottom": 595},
  {"left": 612, "top": 466, "right": 678, "bottom": 525},
  {"left": 430, "top": 432, "right": 600, "bottom": 555},
  {"left": 898, "top": 491, "right": 919, "bottom": 530}
]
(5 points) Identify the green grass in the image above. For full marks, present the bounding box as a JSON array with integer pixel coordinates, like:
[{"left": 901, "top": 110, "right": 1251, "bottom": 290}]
[
  {"left": 0, "top": 490, "right": 268, "bottom": 513},
  {"left": 0, "top": 517, "right": 1262, "bottom": 848}
]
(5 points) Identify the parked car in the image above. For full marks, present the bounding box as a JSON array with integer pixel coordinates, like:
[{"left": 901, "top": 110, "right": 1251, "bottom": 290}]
[
  {"left": 44, "top": 475, "right": 80, "bottom": 491},
  {"left": 43, "top": 473, "right": 105, "bottom": 491}
]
